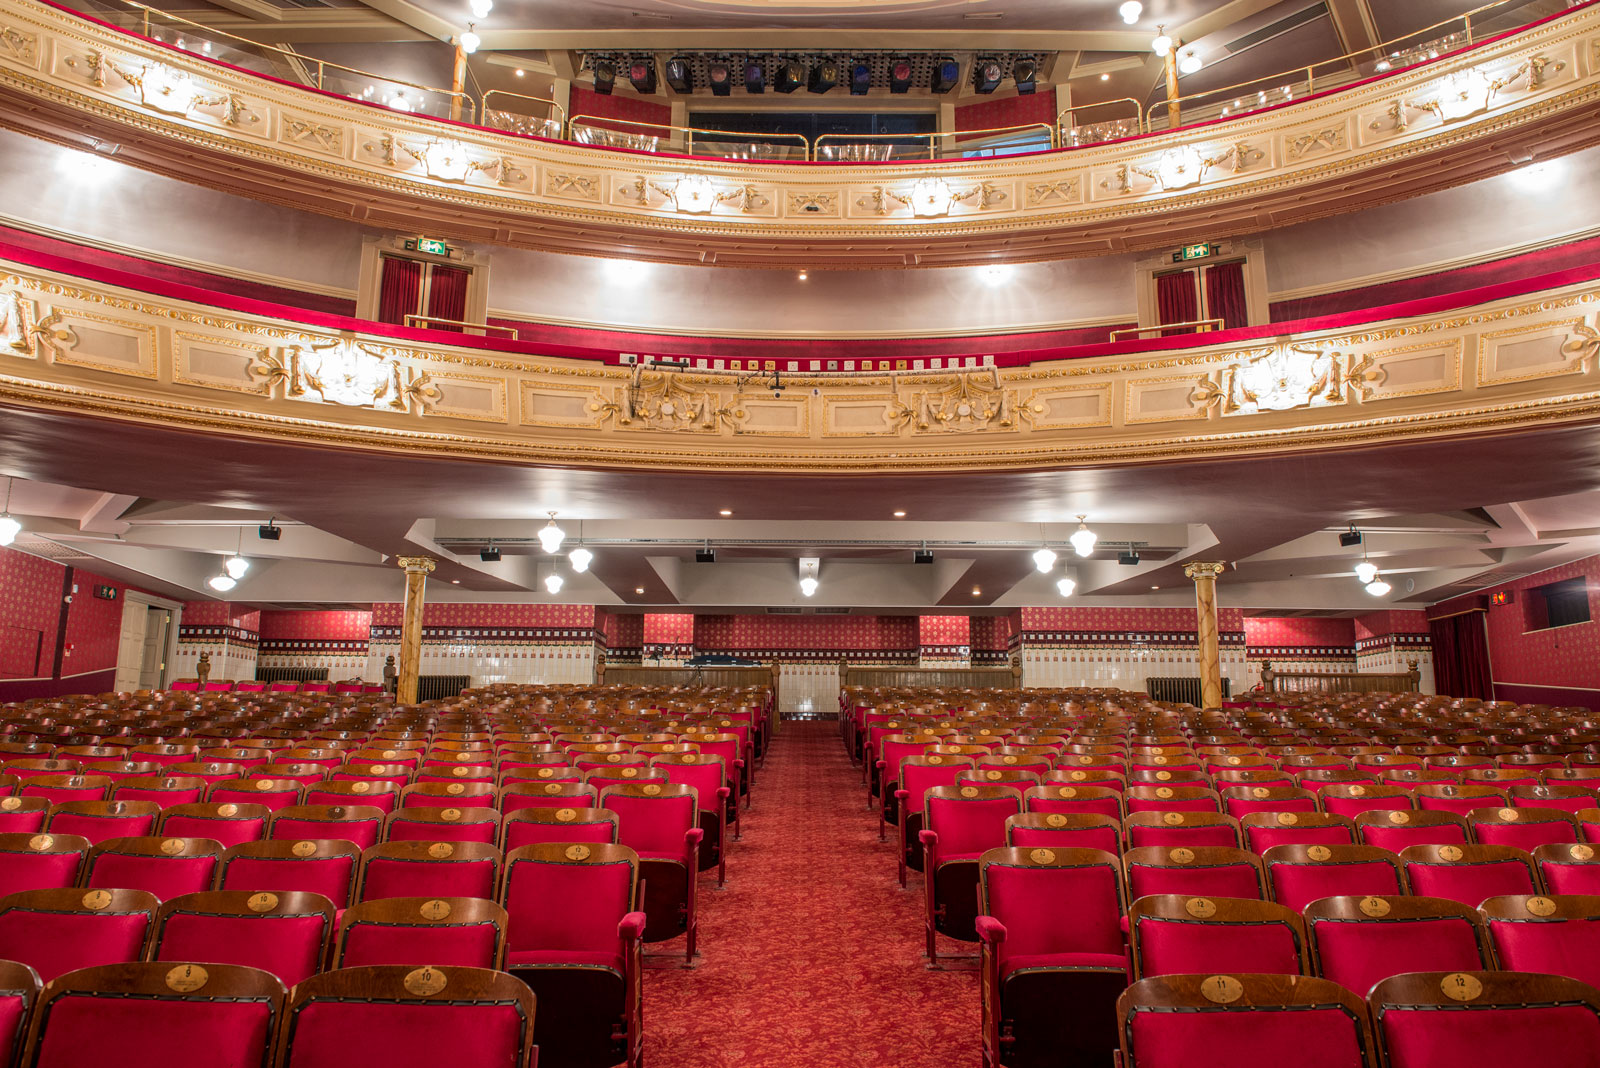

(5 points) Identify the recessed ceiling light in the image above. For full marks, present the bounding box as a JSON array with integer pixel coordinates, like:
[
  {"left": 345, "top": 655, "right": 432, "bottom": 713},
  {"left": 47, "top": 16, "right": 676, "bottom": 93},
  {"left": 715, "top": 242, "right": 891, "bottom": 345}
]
[
  {"left": 719, "top": 509, "right": 733, "bottom": 516},
  {"left": 964, "top": 11, "right": 1003, "bottom": 18},
  {"left": 451, "top": 579, "right": 460, "bottom": 584},
  {"left": 971, "top": 586, "right": 982, "bottom": 596},
  {"left": 1101, "top": 72, "right": 1111, "bottom": 81},
  {"left": 514, "top": 69, "right": 525, "bottom": 77},
  {"left": 635, "top": 587, "right": 645, "bottom": 594},
  {"left": 893, "top": 510, "right": 907, "bottom": 518},
  {"left": 797, "top": 271, "right": 808, "bottom": 281},
  {"left": 1151, "top": 585, "right": 1160, "bottom": 590}
]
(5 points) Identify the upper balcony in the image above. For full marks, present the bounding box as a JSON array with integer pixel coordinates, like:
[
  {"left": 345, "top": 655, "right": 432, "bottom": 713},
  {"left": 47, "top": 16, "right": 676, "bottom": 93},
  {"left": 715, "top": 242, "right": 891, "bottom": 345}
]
[{"left": 1, "top": 0, "right": 1598, "bottom": 266}]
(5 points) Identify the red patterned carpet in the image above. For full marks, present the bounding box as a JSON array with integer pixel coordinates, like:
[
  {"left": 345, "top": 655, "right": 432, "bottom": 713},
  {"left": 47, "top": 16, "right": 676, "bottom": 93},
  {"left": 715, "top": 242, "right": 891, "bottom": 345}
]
[{"left": 643, "top": 719, "right": 980, "bottom": 1068}]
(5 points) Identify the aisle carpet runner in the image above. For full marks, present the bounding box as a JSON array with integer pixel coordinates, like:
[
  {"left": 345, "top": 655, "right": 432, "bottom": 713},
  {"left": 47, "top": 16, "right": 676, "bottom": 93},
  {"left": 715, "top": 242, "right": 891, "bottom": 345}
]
[{"left": 643, "top": 720, "right": 979, "bottom": 1067}]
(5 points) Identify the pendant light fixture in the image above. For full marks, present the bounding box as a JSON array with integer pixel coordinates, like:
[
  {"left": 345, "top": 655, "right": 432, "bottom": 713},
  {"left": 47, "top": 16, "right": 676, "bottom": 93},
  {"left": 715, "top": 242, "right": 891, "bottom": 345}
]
[
  {"left": 0, "top": 478, "right": 20, "bottom": 547},
  {"left": 1032, "top": 524, "right": 1057, "bottom": 573},
  {"left": 537, "top": 512, "right": 566, "bottom": 553},
  {"left": 1069, "top": 515, "right": 1098, "bottom": 557}
]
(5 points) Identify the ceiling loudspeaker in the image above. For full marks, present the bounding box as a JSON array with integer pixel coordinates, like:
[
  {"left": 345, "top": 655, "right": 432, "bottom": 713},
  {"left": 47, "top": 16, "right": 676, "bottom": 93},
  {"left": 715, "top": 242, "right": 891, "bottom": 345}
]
[
  {"left": 696, "top": 548, "right": 717, "bottom": 563},
  {"left": 258, "top": 521, "right": 282, "bottom": 541},
  {"left": 479, "top": 546, "right": 501, "bottom": 562},
  {"left": 1118, "top": 550, "right": 1141, "bottom": 565},
  {"left": 1340, "top": 529, "right": 1363, "bottom": 547},
  {"left": 913, "top": 549, "right": 935, "bottom": 564}
]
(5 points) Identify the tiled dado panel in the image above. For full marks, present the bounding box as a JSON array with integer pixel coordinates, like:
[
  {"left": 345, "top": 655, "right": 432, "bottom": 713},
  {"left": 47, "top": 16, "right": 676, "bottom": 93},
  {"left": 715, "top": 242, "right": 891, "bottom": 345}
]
[
  {"left": 3, "top": 256, "right": 1600, "bottom": 473},
  {"left": 0, "top": 0, "right": 1595, "bottom": 265},
  {"left": 1021, "top": 636, "right": 1250, "bottom": 693},
  {"left": 365, "top": 640, "right": 595, "bottom": 686},
  {"left": 174, "top": 625, "right": 258, "bottom": 682}
]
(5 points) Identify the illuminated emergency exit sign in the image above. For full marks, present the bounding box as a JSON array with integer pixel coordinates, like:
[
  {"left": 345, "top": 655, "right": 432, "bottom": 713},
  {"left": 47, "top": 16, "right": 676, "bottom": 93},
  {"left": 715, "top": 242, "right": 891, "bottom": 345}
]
[{"left": 1173, "top": 243, "right": 1214, "bottom": 262}]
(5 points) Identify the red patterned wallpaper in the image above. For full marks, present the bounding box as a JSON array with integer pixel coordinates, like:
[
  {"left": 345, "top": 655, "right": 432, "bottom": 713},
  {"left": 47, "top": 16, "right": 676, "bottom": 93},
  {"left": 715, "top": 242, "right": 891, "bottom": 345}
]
[
  {"left": 970, "top": 614, "right": 1014, "bottom": 652},
  {"left": 608, "top": 612, "right": 643, "bottom": 649},
  {"left": 1354, "top": 610, "right": 1431, "bottom": 640},
  {"left": 259, "top": 610, "right": 372, "bottom": 642},
  {"left": 1021, "top": 606, "right": 1245, "bottom": 632},
  {"left": 570, "top": 86, "right": 672, "bottom": 137},
  {"left": 1482, "top": 556, "right": 1600, "bottom": 689},
  {"left": 643, "top": 613, "right": 695, "bottom": 646},
  {"left": 919, "top": 615, "right": 971, "bottom": 647},
  {"left": 61, "top": 566, "right": 136, "bottom": 677},
  {"left": 693, "top": 614, "right": 919, "bottom": 651},
  {"left": 0, "top": 546, "right": 61, "bottom": 679},
  {"left": 954, "top": 91, "right": 1057, "bottom": 140},
  {"left": 369, "top": 603, "right": 595, "bottom": 628},
  {"left": 1243, "top": 617, "right": 1356, "bottom": 648}
]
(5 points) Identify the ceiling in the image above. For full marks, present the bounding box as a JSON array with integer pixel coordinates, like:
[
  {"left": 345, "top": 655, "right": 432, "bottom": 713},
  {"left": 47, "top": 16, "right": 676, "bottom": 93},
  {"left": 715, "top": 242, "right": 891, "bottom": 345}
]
[
  {"left": 4, "top": 401, "right": 1598, "bottom": 615},
  {"left": 60, "top": 0, "right": 1566, "bottom": 124}
]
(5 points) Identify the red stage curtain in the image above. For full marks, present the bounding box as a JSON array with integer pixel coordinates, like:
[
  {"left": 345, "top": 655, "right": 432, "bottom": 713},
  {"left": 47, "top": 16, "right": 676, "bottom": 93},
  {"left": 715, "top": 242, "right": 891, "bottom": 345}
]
[
  {"left": 427, "top": 265, "right": 471, "bottom": 330},
  {"left": 1156, "top": 270, "right": 1200, "bottom": 333},
  {"left": 1429, "top": 611, "right": 1493, "bottom": 700},
  {"left": 1205, "top": 261, "right": 1249, "bottom": 330},
  {"left": 376, "top": 257, "right": 422, "bottom": 326}
]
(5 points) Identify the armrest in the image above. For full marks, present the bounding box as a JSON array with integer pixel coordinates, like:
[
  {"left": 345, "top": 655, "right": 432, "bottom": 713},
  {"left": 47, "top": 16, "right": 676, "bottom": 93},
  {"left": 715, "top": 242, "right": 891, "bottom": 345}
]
[
  {"left": 894, "top": 788, "right": 909, "bottom": 802},
  {"left": 716, "top": 786, "right": 731, "bottom": 801},
  {"left": 618, "top": 911, "right": 647, "bottom": 942},
  {"left": 685, "top": 827, "right": 705, "bottom": 846},
  {"left": 919, "top": 829, "right": 937, "bottom": 847},
  {"left": 975, "top": 915, "right": 1007, "bottom": 945}
]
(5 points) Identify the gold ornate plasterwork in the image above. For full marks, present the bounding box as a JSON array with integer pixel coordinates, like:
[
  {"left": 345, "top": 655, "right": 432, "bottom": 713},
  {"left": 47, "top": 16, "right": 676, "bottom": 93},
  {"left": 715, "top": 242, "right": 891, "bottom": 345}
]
[
  {"left": 0, "top": 0, "right": 1591, "bottom": 266},
  {"left": 3, "top": 257, "right": 1600, "bottom": 472}
]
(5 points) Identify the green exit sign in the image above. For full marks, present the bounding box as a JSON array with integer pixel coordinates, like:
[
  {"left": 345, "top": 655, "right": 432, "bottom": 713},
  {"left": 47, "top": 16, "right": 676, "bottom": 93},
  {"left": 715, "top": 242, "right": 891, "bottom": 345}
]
[
  {"left": 1179, "top": 243, "right": 1213, "bottom": 261},
  {"left": 413, "top": 237, "right": 450, "bottom": 256}
]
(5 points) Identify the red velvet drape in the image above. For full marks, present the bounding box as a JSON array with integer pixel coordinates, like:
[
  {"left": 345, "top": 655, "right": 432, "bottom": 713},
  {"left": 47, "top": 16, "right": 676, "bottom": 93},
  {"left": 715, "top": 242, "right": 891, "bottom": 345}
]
[
  {"left": 1155, "top": 271, "right": 1200, "bottom": 333},
  {"left": 1429, "top": 611, "right": 1494, "bottom": 700},
  {"left": 426, "top": 265, "right": 470, "bottom": 330},
  {"left": 1205, "top": 261, "right": 1249, "bottom": 330},
  {"left": 376, "top": 257, "right": 422, "bottom": 326}
]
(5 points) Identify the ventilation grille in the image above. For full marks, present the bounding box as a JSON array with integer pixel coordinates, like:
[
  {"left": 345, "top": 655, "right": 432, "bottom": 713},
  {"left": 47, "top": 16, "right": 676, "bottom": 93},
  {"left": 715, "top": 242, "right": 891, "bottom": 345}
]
[
  {"left": 14, "top": 535, "right": 91, "bottom": 560},
  {"left": 1224, "top": 2, "right": 1329, "bottom": 53}
]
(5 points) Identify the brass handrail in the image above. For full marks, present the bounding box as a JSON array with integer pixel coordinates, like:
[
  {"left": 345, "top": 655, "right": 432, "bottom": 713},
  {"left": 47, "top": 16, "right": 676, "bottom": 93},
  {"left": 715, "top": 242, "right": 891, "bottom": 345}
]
[
  {"left": 1056, "top": 98, "right": 1145, "bottom": 139},
  {"left": 1111, "top": 319, "right": 1224, "bottom": 340},
  {"left": 482, "top": 90, "right": 566, "bottom": 129},
  {"left": 569, "top": 115, "right": 811, "bottom": 159},
  {"left": 403, "top": 315, "right": 517, "bottom": 337},
  {"left": 1141, "top": 0, "right": 1556, "bottom": 130},
  {"left": 813, "top": 122, "right": 1056, "bottom": 161},
  {"left": 111, "top": 0, "right": 475, "bottom": 123}
]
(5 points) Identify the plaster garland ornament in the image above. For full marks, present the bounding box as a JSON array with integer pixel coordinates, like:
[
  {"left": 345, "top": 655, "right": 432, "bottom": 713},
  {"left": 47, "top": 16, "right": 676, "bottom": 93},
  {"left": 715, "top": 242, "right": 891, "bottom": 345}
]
[
  {"left": 591, "top": 370, "right": 746, "bottom": 433},
  {"left": 1374, "top": 56, "right": 1565, "bottom": 131},
  {"left": 249, "top": 337, "right": 438, "bottom": 412},
  {"left": 79, "top": 54, "right": 257, "bottom": 126},
  {"left": 0, "top": 291, "right": 36, "bottom": 355},
  {"left": 1194, "top": 344, "right": 1345, "bottom": 416},
  {"left": 886, "top": 370, "right": 1019, "bottom": 433}
]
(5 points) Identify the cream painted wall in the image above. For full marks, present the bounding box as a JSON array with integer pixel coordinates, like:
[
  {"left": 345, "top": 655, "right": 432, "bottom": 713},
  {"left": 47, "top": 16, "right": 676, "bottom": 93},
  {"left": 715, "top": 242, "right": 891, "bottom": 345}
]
[{"left": 4, "top": 129, "right": 1598, "bottom": 336}]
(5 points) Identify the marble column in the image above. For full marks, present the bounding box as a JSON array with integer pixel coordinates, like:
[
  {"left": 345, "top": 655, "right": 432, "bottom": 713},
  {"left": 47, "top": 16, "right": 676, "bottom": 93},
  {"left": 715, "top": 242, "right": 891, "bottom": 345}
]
[
  {"left": 1184, "top": 561, "right": 1227, "bottom": 708},
  {"left": 396, "top": 556, "right": 435, "bottom": 704}
]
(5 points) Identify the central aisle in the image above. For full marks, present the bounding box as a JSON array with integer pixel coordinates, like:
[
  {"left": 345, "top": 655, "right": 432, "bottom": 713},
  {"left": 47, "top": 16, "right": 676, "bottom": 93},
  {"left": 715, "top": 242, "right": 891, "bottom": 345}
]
[{"left": 643, "top": 719, "right": 979, "bottom": 1067}]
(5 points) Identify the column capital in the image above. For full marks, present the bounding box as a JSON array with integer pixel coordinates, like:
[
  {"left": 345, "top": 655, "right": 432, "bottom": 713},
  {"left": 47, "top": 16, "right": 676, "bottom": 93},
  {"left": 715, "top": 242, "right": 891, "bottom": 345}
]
[
  {"left": 396, "top": 556, "right": 437, "bottom": 575},
  {"left": 1183, "top": 561, "right": 1227, "bottom": 581}
]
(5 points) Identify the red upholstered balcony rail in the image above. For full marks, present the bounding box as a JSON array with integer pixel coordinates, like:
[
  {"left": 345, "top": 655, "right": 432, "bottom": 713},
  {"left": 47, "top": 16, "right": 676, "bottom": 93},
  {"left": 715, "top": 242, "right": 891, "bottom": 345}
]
[{"left": 5, "top": 224, "right": 1600, "bottom": 371}]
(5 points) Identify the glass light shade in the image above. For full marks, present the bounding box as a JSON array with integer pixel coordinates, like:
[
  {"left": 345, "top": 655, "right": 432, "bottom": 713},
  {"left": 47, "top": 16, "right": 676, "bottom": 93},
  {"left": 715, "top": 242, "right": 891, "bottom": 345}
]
[
  {"left": 1178, "top": 50, "right": 1202, "bottom": 74},
  {"left": 1119, "top": 1, "right": 1142, "bottom": 23},
  {"left": 223, "top": 555, "right": 250, "bottom": 579},
  {"left": 0, "top": 514, "right": 18, "bottom": 546},
  {"left": 1365, "top": 579, "right": 1392, "bottom": 597},
  {"left": 1151, "top": 32, "right": 1173, "bottom": 56},
  {"left": 1056, "top": 577, "right": 1076, "bottom": 597},
  {"left": 458, "top": 30, "right": 480, "bottom": 54},
  {"left": 1354, "top": 561, "right": 1379, "bottom": 584},
  {"left": 544, "top": 572, "right": 564, "bottom": 594},
  {"left": 568, "top": 546, "right": 593, "bottom": 573},
  {"left": 207, "top": 573, "right": 236, "bottom": 592},
  {"left": 469, "top": 0, "right": 492, "bottom": 17},
  {"left": 1070, "top": 525, "right": 1098, "bottom": 557},
  {"left": 537, "top": 518, "right": 566, "bottom": 553},
  {"left": 1032, "top": 547, "right": 1057, "bottom": 573},
  {"left": 799, "top": 576, "right": 818, "bottom": 597}
]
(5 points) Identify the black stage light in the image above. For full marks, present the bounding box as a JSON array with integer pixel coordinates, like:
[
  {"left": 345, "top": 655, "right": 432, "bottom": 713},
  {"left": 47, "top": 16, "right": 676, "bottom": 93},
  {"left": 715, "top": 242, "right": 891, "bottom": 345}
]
[
  {"left": 1118, "top": 550, "right": 1141, "bottom": 565},
  {"left": 776, "top": 57, "right": 805, "bottom": 93},
  {"left": 1340, "top": 528, "right": 1364, "bottom": 548},
  {"left": 744, "top": 59, "right": 765, "bottom": 93},
  {"left": 808, "top": 58, "right": 838, "bottom": 93},
  {"left": 889, "top": 56, "right": 913, "bottom": 93},
  {"left": 930, "top": 57, "right": 959, "bottom": 93},
  {"left": 480, "top": 546, "right": 501, "bottom": 562},
  {"left": 665, "top": 56, "right": 693, "bottom": 93},
  {"left": 258, "top": 519, "right": 282, "bottom": 541},
  {"left": 708, "top": 60, "right": 732, "bottom": 96},
  {"left": 849, "top": 60, "right": 871, "bottom": 95},
  {"left": 592, "top": 58, "right": 616, "bottom": 95},
  {"left": 973, "top": 56, "right": 1002, "bottom": 93},
  {"left": 696, "top": 548, "right": 717, "bottom": 563},
  {"left": 913, "top": 549, "right": 934, "bottom": 564},
  {"left": 1013, "top": 55, "right": 1037, "bottom": 94},
  {"left": 628, "top": 57, "right": 657, "bottom": 94}
]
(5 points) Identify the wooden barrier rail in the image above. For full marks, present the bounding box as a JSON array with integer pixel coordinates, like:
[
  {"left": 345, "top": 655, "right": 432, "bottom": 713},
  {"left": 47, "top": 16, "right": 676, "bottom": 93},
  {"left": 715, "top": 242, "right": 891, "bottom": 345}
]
[{"left": 1260, "top": 659, "right": 1422, "bottom": 694}]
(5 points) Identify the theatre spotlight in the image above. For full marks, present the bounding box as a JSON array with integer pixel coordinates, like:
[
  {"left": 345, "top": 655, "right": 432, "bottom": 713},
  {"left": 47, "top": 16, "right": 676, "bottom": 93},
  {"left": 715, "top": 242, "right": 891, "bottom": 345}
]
[
  {"left": 889, "top": 57, "right": 913, "bottom": 93},
  {"left": 696, "top": 544, "right": 717, "bottom": 563},
  {"left": 665, "top": 57, "right": 693, "bottom": 93},
  {"left": 1118, "top": 550, "right": 1141, "bottom": 565},
  {"left": 808, "top": 58, "right": 839, "bottom": 93},
  {"left": 1012, "top": 56, "right": 1037, "bottom": 94},
  {"left": 628, "top": 57, "right": 657, "bottom": 94},
  {"left": 914, "top": 548, "right": 934, "bottom": 564},
  {"left": 776, "top": 57, "right": 805, "bottom": 93},
  {"left": 930, "top": 57, "right": 959, "bottom": 93},
  {"left": 1340, "top": 526, "right": 1363, "bottom": 548},
  {"left": 708, "top": 60, "right": 732, "bottom": 96},
  {"left": 258, "top": 518, "right": 282, "bottom": 541},
  {"left": 973, "top": 56, "right": 1002, "bottom": 93},
  {"left": 849, "top": 61, "right": 871, "bottom": 95},
  {"left": 479, "top": 545, "right": 501, "bottom": 563},
  {"left": 592, "top": 58, "right": 616, "bottom": 95},
  {"left": 744, "top": 59, "right": 765, "bottom": 93}
]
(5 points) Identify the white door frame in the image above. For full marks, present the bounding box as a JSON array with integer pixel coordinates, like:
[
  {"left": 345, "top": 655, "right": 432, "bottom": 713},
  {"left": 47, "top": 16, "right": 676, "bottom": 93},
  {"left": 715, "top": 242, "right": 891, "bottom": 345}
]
[{"left": 124, "top": 591, "right": 185, "bottom": 690}]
